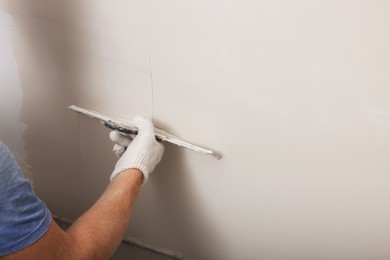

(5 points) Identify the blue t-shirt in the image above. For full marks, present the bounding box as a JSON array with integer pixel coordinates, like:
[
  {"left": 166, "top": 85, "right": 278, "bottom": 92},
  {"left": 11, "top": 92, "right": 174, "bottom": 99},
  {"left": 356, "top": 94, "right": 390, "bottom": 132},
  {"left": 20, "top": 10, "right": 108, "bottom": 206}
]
[{"left": 0, "top": 141, "right": 52, "bottom": 256}]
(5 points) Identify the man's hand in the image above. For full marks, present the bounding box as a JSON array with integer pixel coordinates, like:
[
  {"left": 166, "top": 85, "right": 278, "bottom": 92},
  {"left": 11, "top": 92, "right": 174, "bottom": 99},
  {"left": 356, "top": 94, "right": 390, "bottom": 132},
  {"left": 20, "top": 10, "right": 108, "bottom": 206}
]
[{"left": 109, "top": 116, "right": 164, "bottom": 184}]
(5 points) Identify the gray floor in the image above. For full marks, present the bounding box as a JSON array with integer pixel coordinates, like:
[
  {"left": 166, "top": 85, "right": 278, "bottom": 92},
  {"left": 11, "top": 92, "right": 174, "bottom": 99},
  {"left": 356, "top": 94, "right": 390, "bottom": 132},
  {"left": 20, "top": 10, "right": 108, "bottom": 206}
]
[
  {"left": 54, "top": 218, "right": 176, "bottom": 260},
  {"left": 111, "top": 242, "right": 176, "bottom": 260}
]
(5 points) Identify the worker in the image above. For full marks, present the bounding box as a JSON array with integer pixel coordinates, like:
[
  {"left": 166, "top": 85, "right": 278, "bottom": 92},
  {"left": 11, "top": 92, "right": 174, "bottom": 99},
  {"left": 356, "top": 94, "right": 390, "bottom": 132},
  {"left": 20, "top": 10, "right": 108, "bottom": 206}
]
[{"left": 0, "top": 116, "right": 164, "bottom": 259}]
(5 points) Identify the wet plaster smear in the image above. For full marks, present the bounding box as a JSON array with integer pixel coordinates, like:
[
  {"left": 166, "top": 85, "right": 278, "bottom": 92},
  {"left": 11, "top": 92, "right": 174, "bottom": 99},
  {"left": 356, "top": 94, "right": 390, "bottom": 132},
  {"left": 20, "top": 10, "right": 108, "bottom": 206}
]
[
  {"left": 0, "top": 11, "right": 26, "bottom": 158},
  {"left": 2, "top": 1, "right": 390, "bottom": 259}
]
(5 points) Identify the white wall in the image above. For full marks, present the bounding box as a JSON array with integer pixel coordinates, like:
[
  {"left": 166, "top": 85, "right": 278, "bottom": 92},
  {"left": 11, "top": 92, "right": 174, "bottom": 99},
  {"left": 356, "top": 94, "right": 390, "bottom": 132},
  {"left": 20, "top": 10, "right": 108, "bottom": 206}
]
[{"left": 2, "top": 1, "right": 390, "bottom": 259}]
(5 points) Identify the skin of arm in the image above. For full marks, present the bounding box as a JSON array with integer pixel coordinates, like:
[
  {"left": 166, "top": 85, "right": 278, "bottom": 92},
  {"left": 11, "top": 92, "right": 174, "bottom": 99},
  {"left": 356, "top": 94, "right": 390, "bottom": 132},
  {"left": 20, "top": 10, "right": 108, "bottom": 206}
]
[{"left": 1, "top": 169, "right": 143, "bottom": 260}]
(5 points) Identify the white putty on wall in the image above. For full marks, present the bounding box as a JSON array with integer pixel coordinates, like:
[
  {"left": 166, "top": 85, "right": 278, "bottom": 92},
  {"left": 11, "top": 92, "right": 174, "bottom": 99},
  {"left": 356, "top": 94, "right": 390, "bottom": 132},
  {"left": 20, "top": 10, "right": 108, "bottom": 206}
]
[{"left": 0, "top": 11, "right": 27, "bottom": 158}]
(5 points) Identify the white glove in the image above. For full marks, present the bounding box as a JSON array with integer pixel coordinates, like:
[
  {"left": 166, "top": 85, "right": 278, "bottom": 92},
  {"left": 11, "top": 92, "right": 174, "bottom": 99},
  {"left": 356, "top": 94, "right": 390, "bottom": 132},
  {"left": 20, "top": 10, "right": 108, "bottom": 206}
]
[{"left": 109, "top": 116, "right": 164, "bottom": 184}]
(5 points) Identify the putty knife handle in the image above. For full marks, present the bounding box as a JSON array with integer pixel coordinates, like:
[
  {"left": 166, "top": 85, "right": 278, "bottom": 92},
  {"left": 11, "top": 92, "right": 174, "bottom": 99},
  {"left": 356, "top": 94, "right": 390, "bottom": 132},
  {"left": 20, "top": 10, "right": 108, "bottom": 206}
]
[{"left": 104, "top": 121, "right": 163, "bottom": 141}]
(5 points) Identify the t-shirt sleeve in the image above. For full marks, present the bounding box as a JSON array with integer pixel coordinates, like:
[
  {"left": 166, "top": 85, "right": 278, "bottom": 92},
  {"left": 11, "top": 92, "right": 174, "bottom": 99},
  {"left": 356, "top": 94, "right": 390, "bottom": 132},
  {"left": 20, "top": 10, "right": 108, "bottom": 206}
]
[{"left": 0, "top": 141, "right": 52, "bottom": 256}]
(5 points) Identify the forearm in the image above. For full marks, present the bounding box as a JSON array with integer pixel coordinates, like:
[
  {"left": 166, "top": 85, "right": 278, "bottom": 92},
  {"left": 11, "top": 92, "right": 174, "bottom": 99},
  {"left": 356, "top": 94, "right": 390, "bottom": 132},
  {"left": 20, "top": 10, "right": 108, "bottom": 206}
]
[
  {"left": 2, "top": 117, "right": 162, "bottom": 259},
  {"left": 64, "top": 169, "right": 143, "bottom": 259}
]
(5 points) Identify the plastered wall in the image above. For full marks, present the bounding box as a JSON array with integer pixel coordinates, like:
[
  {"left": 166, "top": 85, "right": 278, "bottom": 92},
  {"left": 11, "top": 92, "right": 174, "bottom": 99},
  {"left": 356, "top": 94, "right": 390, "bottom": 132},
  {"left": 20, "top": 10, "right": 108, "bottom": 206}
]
[{"left": 1, "top": 1, "right": 390, "bottom": 259}]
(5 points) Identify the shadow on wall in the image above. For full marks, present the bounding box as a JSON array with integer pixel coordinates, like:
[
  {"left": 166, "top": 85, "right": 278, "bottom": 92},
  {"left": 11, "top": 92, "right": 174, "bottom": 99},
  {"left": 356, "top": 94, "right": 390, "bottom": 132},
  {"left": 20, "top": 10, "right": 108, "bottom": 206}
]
[
  {"left": 3, "top": 0, "right": 97, "bottom": 219},
  {"left": 134, "top": 143, "right": 224, "bottom": 260}
]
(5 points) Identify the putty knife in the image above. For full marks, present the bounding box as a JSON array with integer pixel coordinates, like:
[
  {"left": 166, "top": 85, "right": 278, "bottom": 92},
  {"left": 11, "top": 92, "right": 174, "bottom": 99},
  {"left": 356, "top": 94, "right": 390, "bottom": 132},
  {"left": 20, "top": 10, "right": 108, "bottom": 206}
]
[{"left": 68, "top": 105, "right": 222, "bottom": 160}]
